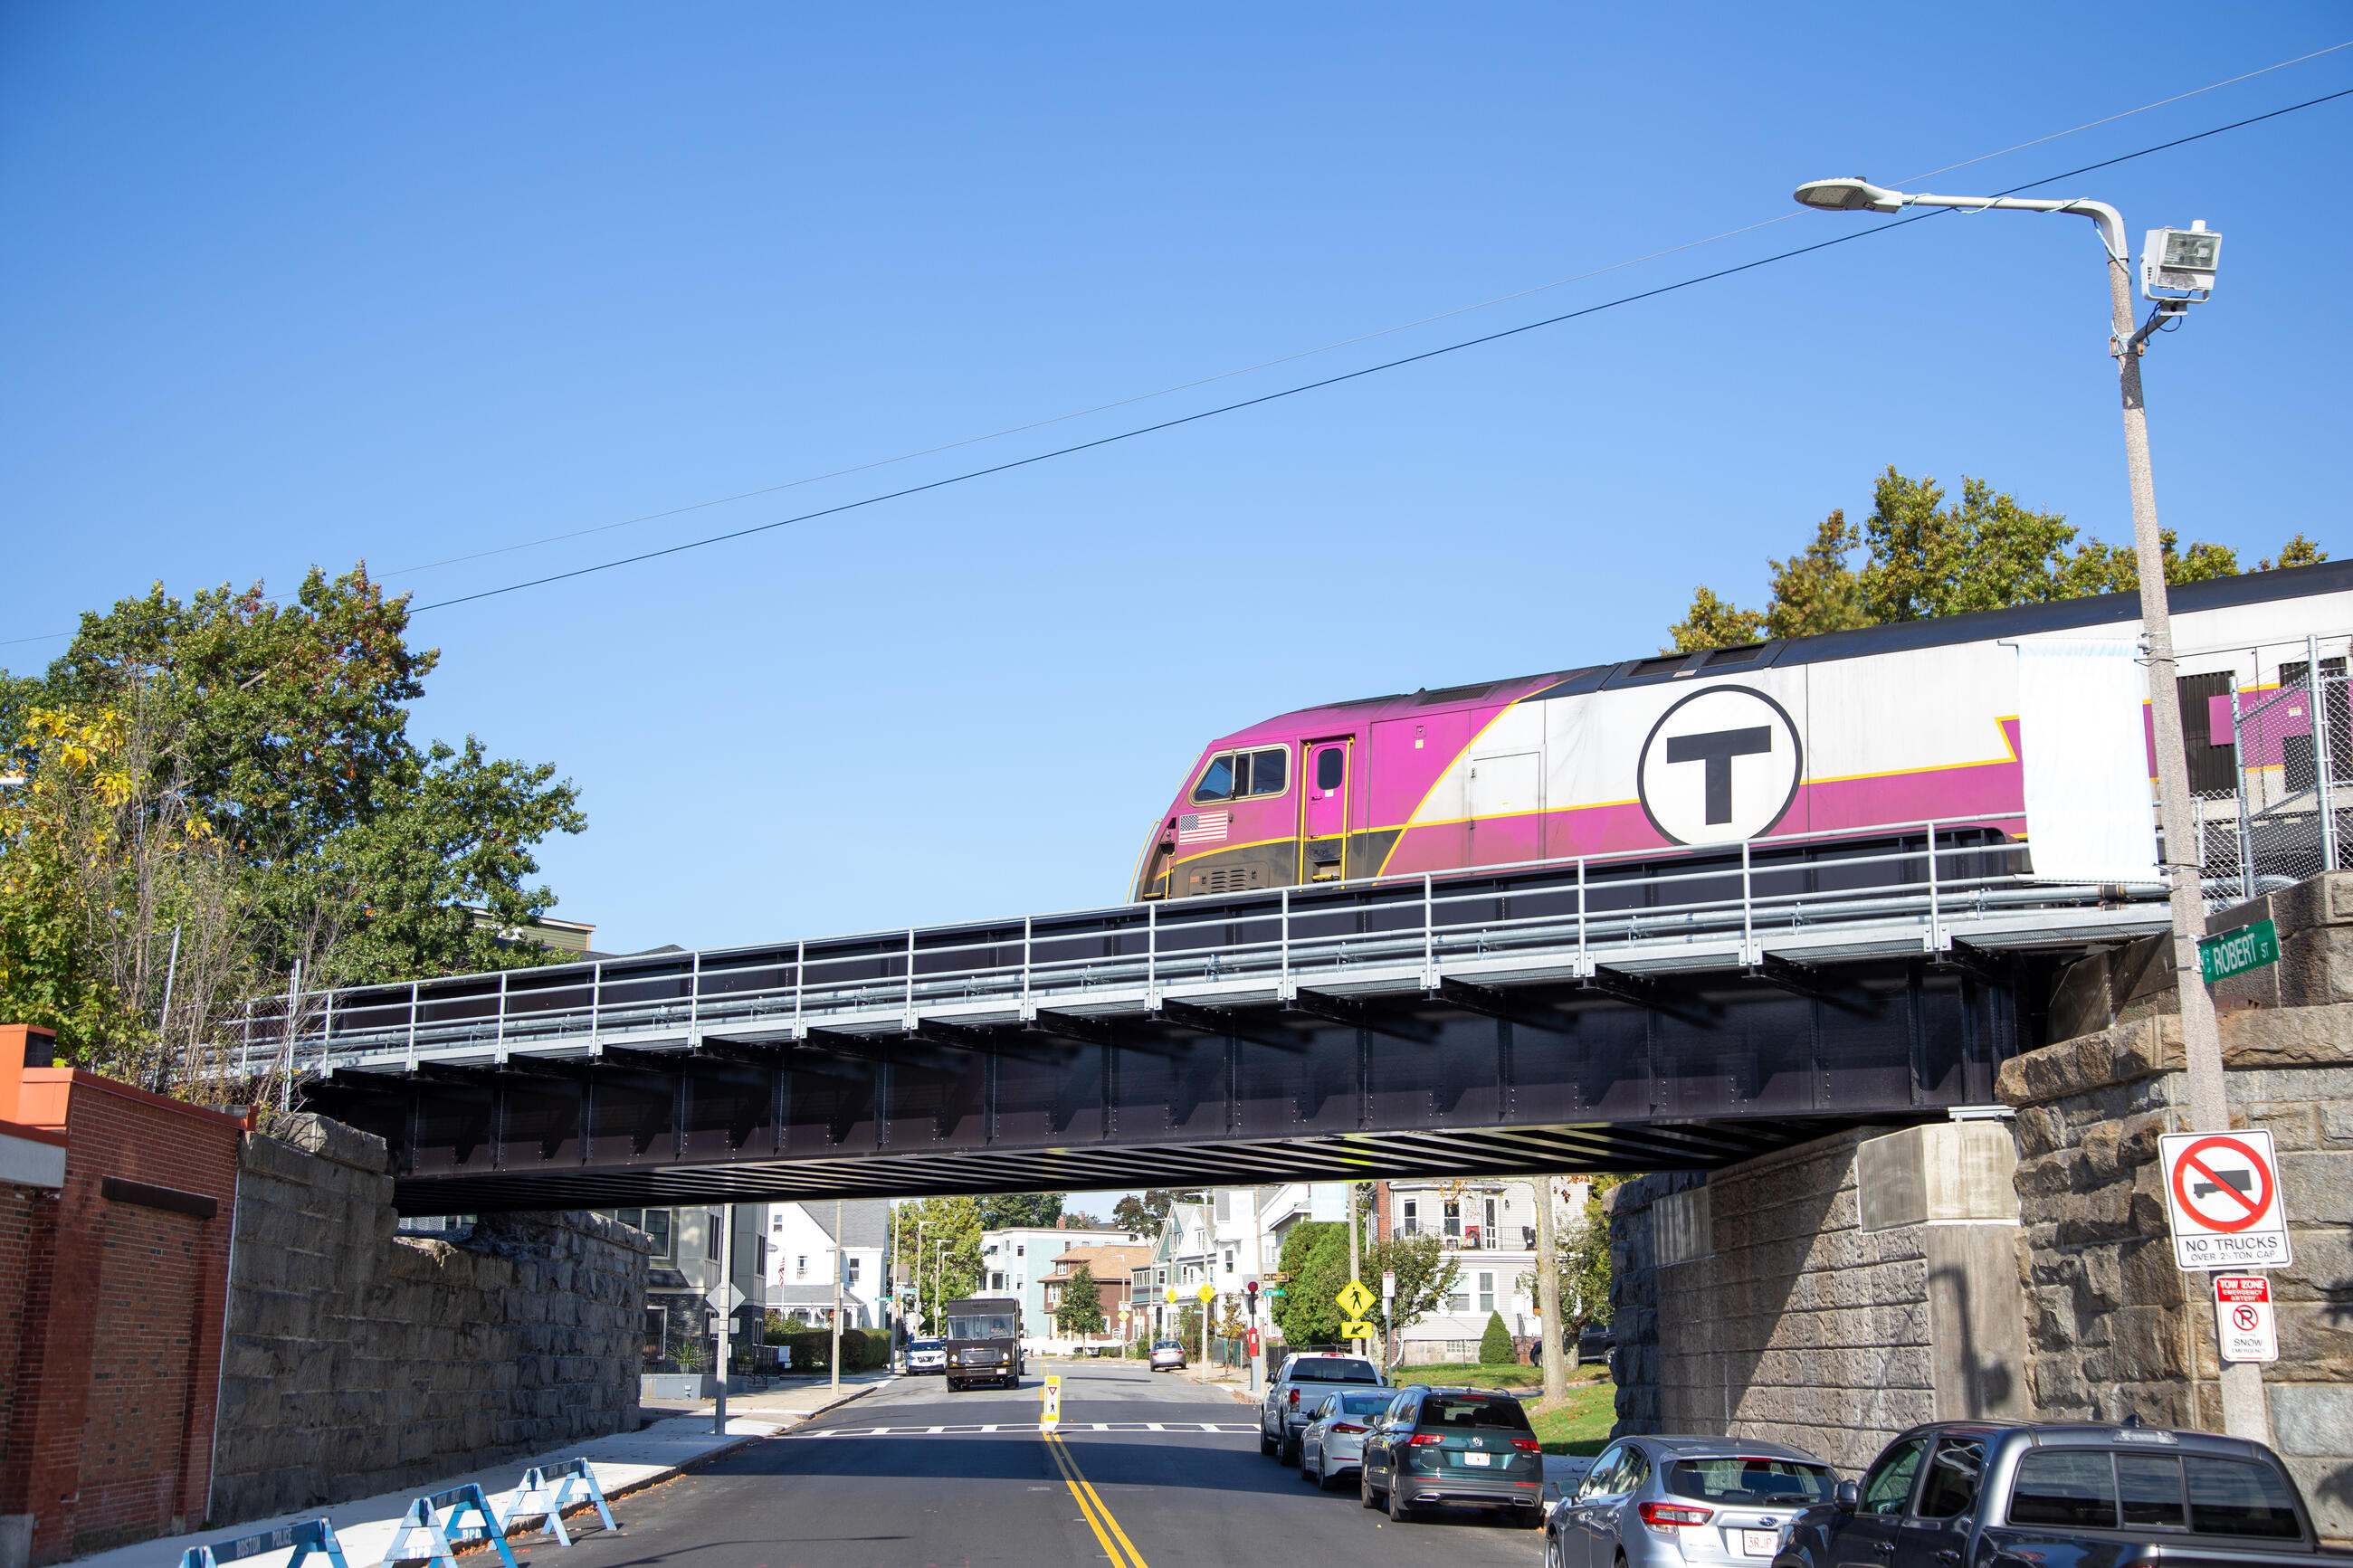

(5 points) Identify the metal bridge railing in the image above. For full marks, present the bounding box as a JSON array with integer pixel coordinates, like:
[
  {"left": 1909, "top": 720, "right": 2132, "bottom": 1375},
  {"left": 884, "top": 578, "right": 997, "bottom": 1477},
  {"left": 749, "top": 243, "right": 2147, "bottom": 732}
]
[{"left": 231, "top": 817, "right": 2167, "bottom": 1078}]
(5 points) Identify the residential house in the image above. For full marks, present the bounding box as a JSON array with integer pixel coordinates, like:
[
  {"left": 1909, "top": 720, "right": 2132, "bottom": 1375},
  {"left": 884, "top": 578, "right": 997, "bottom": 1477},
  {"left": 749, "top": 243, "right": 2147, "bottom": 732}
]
[
  {"left": 764, "top": 1199, "right": 891, "bottom": 1329},
  {"left": 593, "top": 1202, "right": 766, "bottom": 1371},
  {"left": 1037, "top": 1241, "right": 1154, "bottom": 1335},
  {"left": 980, "top": 1222, "right": 1147, "bottom": 1340},
  {"left": 1372, "top": 1176, "right": 1592, "bottom": 1364}
]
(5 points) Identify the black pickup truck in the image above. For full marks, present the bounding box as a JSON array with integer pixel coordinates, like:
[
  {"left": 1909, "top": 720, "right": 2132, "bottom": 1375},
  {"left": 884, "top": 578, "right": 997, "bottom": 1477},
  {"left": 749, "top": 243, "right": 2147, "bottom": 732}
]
[{"left": 1774, "top": 1421, "right": 2345, "bottom": 1568}]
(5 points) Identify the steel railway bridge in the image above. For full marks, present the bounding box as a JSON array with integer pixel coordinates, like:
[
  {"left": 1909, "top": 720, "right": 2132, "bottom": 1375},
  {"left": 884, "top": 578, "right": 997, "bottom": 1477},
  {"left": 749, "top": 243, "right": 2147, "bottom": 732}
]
[{"left": 251, "top": 822, "right": 2168, "bottom": 1212}]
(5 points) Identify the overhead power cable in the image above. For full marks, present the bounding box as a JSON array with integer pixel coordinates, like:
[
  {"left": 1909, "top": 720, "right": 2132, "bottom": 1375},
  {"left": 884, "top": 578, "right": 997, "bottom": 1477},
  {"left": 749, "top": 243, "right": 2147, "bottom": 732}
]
[
  {"left": 377, "top": 37, "right": 2351, "bottom": 584},
  {"left": 405, "top": 83, "right": 2353, "bottom": 616}
]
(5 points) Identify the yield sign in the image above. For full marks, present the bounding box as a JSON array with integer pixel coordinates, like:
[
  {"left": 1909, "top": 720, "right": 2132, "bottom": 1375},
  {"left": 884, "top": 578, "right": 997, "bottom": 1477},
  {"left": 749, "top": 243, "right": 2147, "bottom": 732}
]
[{"left": 2159, "top": 1130, "right": 2291, "bottom": 1270}]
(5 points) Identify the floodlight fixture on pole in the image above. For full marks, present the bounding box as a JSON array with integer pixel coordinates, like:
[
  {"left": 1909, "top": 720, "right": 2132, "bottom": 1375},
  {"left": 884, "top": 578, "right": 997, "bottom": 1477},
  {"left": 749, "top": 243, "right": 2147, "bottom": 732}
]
[{"left": 1791, "top": 174, "right": 2253, "bottom": 1441}]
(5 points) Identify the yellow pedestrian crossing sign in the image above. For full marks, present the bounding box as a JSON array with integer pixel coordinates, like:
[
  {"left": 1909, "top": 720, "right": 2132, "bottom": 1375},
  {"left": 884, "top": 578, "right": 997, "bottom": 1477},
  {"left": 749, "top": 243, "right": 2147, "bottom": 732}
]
[
  {"left": 1336, "top": 1278, "right": 1376, "bottom": 1317},
  {"left": 1341, "top": 1320, "right": 1377, "bottom": 1338},
  {"left": 1196, "top": 1284, "right": 1216, "bottom": 1304}
]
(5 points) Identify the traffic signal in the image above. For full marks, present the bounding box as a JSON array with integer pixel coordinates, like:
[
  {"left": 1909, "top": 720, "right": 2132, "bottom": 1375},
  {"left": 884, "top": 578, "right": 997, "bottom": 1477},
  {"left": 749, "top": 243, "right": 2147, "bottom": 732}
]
[{"left": 1243, "top": 1279, "right": 1260, "bottom": 1316}]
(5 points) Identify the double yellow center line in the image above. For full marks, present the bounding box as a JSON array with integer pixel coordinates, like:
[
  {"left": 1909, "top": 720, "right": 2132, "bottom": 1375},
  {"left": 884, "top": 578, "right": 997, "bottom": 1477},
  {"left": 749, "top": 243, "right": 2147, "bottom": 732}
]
[{"left": 1045, "top": 1431, "right": 1152, "bottom": 1568}]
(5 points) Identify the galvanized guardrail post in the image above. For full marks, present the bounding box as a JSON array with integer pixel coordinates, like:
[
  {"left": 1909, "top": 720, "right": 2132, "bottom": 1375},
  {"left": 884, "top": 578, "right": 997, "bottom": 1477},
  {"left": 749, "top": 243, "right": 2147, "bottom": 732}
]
[
  {"left": 2231, "top": 673, "right": 2254, "bottom": 904},
  {"left": 1925, "top": 819, "right": 1942, "bottom": 953},
  {"left": 2310, "top": 635, "right": 2339, "bottom": 872}
]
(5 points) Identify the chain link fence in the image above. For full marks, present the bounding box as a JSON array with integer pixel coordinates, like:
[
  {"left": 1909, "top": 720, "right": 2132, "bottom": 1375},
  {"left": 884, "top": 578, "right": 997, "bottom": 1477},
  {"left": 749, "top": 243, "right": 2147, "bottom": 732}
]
[{"left": 2196, "top": 635, "right": 2351, "bottom": 908}]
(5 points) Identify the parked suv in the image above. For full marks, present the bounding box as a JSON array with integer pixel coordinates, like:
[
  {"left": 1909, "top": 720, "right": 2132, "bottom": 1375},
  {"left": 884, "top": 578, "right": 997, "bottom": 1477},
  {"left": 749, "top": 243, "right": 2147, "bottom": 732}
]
[
  {"left": 1260, "top": 1352, "right": 1386, "bottom": 1463},
  {"left": 1361, "top": 1384, "right": 1546, "bottom": 1525},
  {"left": 906, "top": 1338, "right": 947, "bottom": 1374},
  {"left": 1776, "top": 1421, "right": 2336, "bottom": 1568}
]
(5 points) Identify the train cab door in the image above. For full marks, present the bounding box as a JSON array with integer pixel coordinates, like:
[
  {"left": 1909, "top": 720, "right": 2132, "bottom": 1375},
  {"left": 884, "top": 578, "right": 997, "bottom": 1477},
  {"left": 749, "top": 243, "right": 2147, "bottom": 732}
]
[
  {"left": 1468, "top": 752, "right": 1542, "bottom": 868},
  {"left": 1300, "top": 739, "right": 1353, "bottom": 882}
]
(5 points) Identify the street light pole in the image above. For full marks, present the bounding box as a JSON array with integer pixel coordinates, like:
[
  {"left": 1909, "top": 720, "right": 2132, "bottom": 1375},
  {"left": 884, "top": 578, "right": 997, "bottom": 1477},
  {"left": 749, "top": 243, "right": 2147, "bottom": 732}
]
[
  {"left": 830, "top": 1197, "right": 845, "bottom": 1395},
  {"left": 1793, "top": 176, "right": 2258, "bottom": 1441}
]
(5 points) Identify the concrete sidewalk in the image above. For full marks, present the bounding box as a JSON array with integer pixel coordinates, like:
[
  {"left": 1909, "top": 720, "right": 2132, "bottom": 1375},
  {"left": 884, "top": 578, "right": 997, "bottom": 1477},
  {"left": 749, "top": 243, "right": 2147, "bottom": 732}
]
[{"left": 84, "top": 1378, "right": 889, "bottom": 1568}]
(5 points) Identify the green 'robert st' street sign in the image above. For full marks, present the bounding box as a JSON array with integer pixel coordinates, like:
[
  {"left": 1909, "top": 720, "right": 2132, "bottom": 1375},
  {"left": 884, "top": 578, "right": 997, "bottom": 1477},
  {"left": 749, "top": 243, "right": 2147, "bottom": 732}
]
[{"left": 2200, "top": 918, "right": 2281, "bottom": 984}]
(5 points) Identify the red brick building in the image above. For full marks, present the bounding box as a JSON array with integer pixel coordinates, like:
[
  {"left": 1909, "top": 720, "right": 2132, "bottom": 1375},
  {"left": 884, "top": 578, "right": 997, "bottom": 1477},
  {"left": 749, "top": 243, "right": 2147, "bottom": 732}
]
[{"left": 0, "top": 1024, "right": 248, "bottom": 1566}]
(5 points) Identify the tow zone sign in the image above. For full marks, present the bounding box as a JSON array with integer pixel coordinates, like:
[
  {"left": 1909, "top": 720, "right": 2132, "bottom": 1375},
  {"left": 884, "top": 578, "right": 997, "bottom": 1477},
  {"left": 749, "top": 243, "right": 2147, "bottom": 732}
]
[
  {"left": 2160, "top": 1130, "right": 2292, "bottom": 1270},
  {"left": 2214, "top": 1276, "right": 2279, "bottom": 1364}
]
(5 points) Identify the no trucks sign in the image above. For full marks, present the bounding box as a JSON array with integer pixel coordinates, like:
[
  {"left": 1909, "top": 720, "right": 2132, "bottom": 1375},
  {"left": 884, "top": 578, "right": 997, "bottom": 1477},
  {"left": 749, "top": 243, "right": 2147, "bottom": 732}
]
[{"left": 2159, "top": 1130, "right": 2292, "bottom": 1270}]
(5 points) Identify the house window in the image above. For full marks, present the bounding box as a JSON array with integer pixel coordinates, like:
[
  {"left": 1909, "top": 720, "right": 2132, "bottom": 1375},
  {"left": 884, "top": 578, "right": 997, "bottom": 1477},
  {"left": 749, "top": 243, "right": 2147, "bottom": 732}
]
[
  {"left": 848, "top": 1257, "right": 862, "bottom": 1287},
  {"left": 1446, "top": 1285, "right": 1470, "bottom": 1313},
  {"left": 1443, "top": 1200, "right": 1461, "bottom": 1239},
  {"left": 1215, "top": 1191, "right": 1232, "bottom": 1221},
  {"left": 1402, "top": 1199, "right": 1418, "bottom": 1235},
  {"left": 1016, "top": 1244, "right": 1024, "bottom": 1257},
  {"left": 1484, "top": 1199, "right": 1497, "bottom": 1233},
  {"left": 796, "top": 1256, "right": 807, "bottom": 1279},
  {"left": 772, "top": 1213, "right": 783, "bottom": 1232},
  {"left": 1478, "top": 1272, "right": 1495, "bottom": 1313},
  {"left": 708, "top": 1212, "right": 724, "bottom": 1260},
  {"left": 1224, "top": 1248, "right": 1235, "bottom": 1274}
]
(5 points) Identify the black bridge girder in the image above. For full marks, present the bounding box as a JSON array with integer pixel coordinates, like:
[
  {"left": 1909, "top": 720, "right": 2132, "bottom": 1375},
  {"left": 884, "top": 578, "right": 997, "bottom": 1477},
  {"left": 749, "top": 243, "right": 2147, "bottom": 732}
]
[
  {"left": 1287, "top": 988, "right": 1433, "bottom": 1041},
  {"left": 1745, "top": 952, "right": 1869, "bottom": 1012},
  {"left": 294, "top": 947, "right": 2037, "bottom": 1214}
]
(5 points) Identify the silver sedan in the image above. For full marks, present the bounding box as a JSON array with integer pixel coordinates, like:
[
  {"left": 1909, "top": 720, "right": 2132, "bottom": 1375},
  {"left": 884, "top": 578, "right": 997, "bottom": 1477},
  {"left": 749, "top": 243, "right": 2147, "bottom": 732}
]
[
  {"left": 1546, "top": 1437, "right": 1836, "bottom": 1568},
  {"left": 1299, "top": 1389, "right": 1399, "bottom": 1490}
]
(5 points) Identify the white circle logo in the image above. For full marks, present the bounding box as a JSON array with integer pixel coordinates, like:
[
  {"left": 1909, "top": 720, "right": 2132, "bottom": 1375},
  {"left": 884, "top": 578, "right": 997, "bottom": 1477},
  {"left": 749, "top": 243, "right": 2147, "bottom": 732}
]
[{"left": 1636, "top": 685, "right": 1803, "bottom": 846}]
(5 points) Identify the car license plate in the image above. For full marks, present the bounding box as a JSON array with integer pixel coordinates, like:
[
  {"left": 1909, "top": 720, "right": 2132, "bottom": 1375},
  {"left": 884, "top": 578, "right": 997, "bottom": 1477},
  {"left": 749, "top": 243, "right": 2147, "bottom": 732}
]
[
  {"left": 1740, "top": 1530, "right": 1778, "bottom": 1556},
  {"left": 1462, "top": 1452, "right": 1491, "bottom": 1467}
]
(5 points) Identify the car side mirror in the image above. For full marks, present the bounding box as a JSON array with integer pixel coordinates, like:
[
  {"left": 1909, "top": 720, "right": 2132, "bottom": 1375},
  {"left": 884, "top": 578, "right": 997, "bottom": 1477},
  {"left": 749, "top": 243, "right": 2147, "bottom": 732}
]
[{"left": 1835, "top": 1481, "right": 1860, "bottom": 1509}]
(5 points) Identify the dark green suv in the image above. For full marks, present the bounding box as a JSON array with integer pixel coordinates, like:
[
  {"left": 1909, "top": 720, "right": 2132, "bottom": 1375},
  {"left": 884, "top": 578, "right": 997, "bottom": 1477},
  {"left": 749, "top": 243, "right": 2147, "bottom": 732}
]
[{"left": 1360, "top": 1385, "right": 1544, "bottom": 1525}]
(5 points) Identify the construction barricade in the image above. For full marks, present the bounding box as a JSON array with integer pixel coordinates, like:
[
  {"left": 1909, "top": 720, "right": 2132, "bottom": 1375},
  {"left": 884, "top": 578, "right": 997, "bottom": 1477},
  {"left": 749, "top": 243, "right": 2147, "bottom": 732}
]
[
  {"left": 178, "top": 1517, "right": 353, "bottom": 1568},
  {"left": 377, "top": 1483, "right": 519, "bottom": 1568},
  {"left": 500, "top": 1457, "right": 620, "bottom": 1546}
]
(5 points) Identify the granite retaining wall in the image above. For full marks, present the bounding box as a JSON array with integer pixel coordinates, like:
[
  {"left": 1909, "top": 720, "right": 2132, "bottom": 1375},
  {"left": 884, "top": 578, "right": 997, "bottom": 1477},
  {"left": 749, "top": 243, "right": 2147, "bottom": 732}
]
[{"left": 207, "top": 1115, "right": 649, "bottom": 1525}]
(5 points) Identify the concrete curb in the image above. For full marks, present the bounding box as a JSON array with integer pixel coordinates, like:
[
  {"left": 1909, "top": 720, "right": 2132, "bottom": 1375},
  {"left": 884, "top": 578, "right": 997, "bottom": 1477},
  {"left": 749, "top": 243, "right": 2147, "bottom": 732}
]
[{"left": 522, "top": 1381, "right": 883, "bottom": 1531}]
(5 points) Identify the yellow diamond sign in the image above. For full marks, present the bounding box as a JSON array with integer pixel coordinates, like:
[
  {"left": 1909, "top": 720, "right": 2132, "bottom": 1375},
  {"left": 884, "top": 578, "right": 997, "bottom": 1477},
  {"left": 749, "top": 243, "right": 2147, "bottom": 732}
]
[
  {"left": 1196, "top": 1284, "right": 1216, "bottom": 1304},
  {"left": 1336, "top": 1278, "right": 1376, "bottom": 1317},
  {"left": 1341, "top": 1320, "right": 1377, "bottom": 1338}
]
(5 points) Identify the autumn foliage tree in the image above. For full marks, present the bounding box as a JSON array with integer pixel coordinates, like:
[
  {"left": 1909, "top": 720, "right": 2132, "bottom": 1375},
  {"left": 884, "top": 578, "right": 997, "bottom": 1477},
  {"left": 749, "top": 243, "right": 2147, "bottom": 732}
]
[
  {"left": 1668, "top": 467, "right": 2326, "bottom": 651},
  {"left": 0, "top": 565, "right": 586, "bottom": 1080}
]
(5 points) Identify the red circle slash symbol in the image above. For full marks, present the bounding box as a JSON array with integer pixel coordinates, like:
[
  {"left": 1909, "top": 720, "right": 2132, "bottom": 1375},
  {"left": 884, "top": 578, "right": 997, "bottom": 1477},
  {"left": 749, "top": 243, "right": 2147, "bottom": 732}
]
[
  {"left": 2233, "top": 1305, "right": 2261, "bottom": 1332},
  {"left": 2169, "top": 1136, "right": 2274, "bottom": 1233}
]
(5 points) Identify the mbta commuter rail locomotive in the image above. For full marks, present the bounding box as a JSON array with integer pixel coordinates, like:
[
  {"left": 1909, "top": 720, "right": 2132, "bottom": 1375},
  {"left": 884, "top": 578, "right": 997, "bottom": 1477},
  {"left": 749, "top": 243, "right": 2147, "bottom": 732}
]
[{"left": 1131, "top": 559, "right": 2353, "bottom": 901}]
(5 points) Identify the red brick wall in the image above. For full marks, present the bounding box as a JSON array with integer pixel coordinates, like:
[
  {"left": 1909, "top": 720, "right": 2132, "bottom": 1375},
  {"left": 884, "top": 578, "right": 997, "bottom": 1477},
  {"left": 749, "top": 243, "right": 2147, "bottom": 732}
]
[
  {"left": 0, "top": 1176, "right": 60, "bottom": 1496},
  {"left": 0, "top": 1068, "right": 245, "bottom": 1564}
]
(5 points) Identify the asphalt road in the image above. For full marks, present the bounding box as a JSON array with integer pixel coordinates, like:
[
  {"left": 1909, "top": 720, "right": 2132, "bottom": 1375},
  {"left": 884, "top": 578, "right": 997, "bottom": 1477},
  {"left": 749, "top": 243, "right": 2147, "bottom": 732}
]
[{"left": 542, "top": 1362, "right": 1545, "bottom": 1568}]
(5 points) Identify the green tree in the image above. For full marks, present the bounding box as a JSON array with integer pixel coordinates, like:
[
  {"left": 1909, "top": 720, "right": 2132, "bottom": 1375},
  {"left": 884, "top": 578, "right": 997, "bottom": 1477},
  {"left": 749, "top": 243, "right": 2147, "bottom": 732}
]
[
  {"left": 1365, "top": 1232, "right": 1461, "bottom": 1340},
  {"left": 1054, "top": 1262, "right": 1106, "bottom": 1335},
  {"left": 1270, "top": 1221, "right": 1350, "bottom": 1345},
  {"left": 1524, "top": 1174, "right": 1628, "bottom": 1325},
  {"left": 1668, "top": 468, "right": 2320, "bottom": 651},
  {"left": 977, "top": 1193, "right": 1065, "bottom": 1230},
  {"left": 0, "top": 565, "right": 586, "bottom": 1065},
  {"left": 891, "top": 1194, "right": 987, "bottom": 1330},
  {"left": 1478, "top": 1310, "right": 1516, "bottom": 1365},
  {"left": 1111, "top": 1190, "right": 1181, "bottom": 1234}
]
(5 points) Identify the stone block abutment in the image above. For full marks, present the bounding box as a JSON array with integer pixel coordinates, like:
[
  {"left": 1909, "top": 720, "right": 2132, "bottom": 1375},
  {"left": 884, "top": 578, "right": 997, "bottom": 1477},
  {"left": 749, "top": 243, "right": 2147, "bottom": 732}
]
[{"left": 1607, "top": 870, "right": 2353, "bottom": 1544}]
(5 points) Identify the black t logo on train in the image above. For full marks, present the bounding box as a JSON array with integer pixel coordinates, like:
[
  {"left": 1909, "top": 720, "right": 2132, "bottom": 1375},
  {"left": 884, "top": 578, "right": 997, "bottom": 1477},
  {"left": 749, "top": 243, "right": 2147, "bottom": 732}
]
[{"left": 1636, "top": 685, "right": 1804, "bottom": 846}]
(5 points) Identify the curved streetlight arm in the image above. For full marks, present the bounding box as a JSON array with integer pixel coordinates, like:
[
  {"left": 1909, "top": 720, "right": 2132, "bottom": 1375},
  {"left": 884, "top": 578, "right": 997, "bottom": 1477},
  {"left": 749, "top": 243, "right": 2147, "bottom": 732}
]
[{"left": 1791, "top": 176, "right": 2125, "bottom": 261}]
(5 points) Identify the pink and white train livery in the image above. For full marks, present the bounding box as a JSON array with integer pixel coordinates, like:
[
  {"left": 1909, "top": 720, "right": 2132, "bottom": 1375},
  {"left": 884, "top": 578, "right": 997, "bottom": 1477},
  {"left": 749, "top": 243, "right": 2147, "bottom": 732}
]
[{"left": 1131, "top": 559, "right": 2351, "bottom": 900}]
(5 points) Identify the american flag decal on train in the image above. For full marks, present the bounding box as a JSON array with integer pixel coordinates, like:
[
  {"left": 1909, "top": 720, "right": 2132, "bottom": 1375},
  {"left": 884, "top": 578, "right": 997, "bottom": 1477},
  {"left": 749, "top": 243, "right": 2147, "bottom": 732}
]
[{"left": 1176, "top": 812, "right": 1230, "bottom": 845}]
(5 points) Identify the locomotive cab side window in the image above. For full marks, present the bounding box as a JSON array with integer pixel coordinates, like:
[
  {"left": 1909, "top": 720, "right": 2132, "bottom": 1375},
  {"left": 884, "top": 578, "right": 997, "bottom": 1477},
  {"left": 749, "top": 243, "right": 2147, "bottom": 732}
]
[{"left": 1192, "top": 747, "right": 1291, "bottom": 804}]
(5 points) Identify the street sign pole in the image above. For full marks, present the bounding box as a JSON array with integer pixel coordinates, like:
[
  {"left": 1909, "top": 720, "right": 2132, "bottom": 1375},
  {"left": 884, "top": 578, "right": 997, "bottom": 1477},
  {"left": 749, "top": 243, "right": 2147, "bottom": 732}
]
[
  {"left": 712, "top": 1205, "right": 734, "bottom": 1435},
  {"left": 1346, "top": 1180, "right": 1362, "bottom": 1360}
]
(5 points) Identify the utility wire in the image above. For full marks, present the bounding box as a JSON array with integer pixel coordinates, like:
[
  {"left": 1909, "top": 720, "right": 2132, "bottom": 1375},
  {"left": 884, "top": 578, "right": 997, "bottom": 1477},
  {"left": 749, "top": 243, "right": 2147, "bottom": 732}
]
[
  {"left": 408, "top": 82, "right": 2353, "bottom": 616},
  {"left": 3, "top": 54, "right": 2346, "bottom": 650},
  {"left": 376, "top": 37, "right": 2350, "bottom": 584}
]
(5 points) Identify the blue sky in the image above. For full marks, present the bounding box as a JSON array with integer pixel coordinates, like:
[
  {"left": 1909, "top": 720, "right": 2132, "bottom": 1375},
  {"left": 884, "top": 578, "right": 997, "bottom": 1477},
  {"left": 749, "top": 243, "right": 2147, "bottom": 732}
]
[{"left": 4, "top": 4, "right": 2348, "bottom": 955}]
